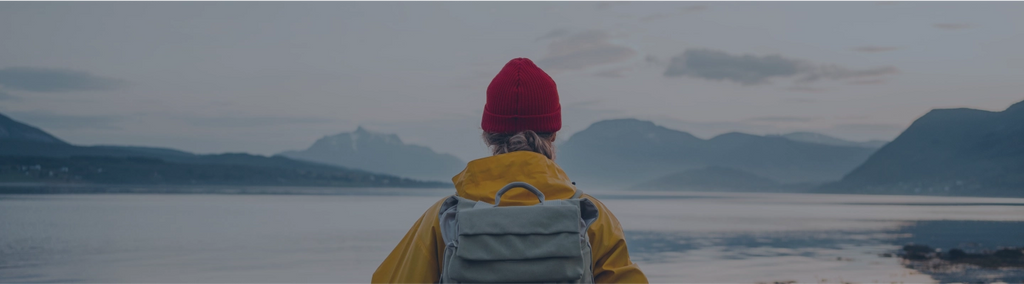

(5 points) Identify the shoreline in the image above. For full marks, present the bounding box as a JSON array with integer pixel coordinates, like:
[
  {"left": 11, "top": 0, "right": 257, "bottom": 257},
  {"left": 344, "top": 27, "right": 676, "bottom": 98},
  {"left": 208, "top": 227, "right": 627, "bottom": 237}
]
[{"left": 0, "top": 183, "right": 454, "bottom": 196}]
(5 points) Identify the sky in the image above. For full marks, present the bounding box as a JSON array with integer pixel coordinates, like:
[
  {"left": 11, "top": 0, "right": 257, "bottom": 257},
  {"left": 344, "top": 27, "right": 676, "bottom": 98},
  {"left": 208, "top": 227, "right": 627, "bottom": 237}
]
[{"left": 1, "top": 2, "right": 1023, "bottom": 162}]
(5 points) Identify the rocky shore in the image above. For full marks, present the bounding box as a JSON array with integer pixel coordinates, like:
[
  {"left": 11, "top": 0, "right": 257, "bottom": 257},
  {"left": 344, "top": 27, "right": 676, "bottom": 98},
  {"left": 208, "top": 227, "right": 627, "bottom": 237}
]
[{"left": 891, "top": 244, "right": 1024, "bottom": 283}]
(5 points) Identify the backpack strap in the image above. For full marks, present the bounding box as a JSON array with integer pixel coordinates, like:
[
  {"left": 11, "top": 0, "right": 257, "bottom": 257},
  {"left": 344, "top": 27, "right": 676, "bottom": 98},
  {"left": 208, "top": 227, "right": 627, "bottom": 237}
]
[
  {"left": 494, "top": 182, "right": 545, "bottom": 206},
  {"left": 570, "top": 188, "right": 585, "bottom": 199}
]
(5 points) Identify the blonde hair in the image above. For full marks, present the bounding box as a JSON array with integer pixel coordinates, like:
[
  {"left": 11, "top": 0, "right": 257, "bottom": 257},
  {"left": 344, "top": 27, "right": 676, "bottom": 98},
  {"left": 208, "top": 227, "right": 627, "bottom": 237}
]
[{"left": 482, "top": 130, "right": 557, "bottom": 160}]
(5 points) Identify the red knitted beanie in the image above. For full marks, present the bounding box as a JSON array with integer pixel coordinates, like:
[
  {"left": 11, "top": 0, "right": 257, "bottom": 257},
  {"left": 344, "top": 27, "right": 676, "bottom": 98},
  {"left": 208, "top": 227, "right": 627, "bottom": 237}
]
[{"left": 482, "top": 58, "right": 562, "bottom": 133}]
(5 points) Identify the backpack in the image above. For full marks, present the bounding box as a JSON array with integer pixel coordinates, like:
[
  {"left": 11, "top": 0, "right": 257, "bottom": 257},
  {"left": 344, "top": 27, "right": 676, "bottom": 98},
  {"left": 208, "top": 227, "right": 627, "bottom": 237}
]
[{"left": 438, "top": 181, "right": 600, "bottom": 283}]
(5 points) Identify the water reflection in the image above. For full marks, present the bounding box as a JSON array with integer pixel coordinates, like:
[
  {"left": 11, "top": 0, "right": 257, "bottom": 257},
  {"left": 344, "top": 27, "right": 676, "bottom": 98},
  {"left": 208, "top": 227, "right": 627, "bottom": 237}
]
[
  {"left": 627, "top": 230, "right": 892, "bottom": 260},
  {"left": 895, "top": 220, "right": 1024, "bottom": 251},
  {"left": 625, "top": 220, "right": 1024, "bottom": 282},
  {"left": 2, "top": 191, "right": 1023, "bottom": 283}
]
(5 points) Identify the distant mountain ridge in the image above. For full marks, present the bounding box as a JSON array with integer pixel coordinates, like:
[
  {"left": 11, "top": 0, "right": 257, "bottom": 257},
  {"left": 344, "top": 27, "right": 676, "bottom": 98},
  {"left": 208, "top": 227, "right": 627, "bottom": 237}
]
[
  {"left": 773, "top": 132, "right": 887, "bottom": 149},
  {"left": 821, "top": 99, "right": 1024, "bottom": 196},
  {"left": 632, "top": 166, "right": 775, "bottom": 192},
  {"left": 278, "top": 127, "right": 464, "bottom": 182},
  {"left": 0, "top": 113, "right": 67, "bottom": 145},
  {"left": 557, "top": 119, "right": 878, "bottom": 188},
  {"left": 0, "top": 113, "right": 445, "bottom": 188}
]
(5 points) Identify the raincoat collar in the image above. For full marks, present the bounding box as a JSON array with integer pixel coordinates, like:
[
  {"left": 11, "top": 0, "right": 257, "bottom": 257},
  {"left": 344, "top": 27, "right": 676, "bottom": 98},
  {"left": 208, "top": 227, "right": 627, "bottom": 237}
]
[{"left": 452, "top": 151, "right": 577, "bottom": 206}]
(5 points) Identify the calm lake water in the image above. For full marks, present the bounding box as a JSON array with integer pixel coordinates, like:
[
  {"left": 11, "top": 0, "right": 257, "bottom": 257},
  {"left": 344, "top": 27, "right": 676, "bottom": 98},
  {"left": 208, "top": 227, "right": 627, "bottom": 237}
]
[{"left": 2, "top": 188, "right": 1023, "bottom": 283}]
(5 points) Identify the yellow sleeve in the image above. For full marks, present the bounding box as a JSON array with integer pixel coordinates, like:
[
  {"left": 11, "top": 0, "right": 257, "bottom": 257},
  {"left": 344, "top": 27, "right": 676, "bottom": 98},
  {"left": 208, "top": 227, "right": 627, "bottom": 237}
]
[
  {"left": 371, "top": 198, "right": 447, "bottom": 283},
  {"left": 585, "top": 195, "right": 649, "bottom": 283}
]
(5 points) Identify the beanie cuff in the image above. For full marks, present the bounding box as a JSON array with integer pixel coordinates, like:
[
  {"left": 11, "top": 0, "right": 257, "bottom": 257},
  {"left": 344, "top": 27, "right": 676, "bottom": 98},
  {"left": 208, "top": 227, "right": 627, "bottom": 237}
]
[{"left": 481, "top": 107, "right": 562, "bottom": 133}]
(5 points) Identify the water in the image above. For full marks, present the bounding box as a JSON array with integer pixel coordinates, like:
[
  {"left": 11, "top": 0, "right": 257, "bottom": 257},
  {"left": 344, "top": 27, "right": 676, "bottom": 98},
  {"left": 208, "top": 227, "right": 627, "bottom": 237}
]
[{"left": 2, "top": 189, "right": 1023, "bottom": 283}]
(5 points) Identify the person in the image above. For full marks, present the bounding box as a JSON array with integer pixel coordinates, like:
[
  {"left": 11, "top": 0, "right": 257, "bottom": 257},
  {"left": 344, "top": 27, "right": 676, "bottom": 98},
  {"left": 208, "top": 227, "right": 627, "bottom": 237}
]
[{"left": 371, "top": 58, "right": 648, "bottom": 283}]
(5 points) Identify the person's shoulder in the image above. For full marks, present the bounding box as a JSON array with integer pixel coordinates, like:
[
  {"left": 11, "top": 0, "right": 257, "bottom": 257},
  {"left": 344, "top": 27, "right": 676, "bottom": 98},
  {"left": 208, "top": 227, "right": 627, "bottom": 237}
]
[
  {"left": 428, "top": 195, "right": 454, "bottom": 211},
  {"left": 579, "top": 193, "right": 603, "bottom": 203},
  {"left": 412, "top": 195, "right": 455, "bottom": 220}
]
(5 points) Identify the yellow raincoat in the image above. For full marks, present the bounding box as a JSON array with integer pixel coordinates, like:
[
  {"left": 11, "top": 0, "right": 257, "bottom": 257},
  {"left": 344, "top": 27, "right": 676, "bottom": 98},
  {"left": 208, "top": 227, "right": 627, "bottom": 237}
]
[{"left": 372, "top": 151, "right": 648, "bottom": 283}]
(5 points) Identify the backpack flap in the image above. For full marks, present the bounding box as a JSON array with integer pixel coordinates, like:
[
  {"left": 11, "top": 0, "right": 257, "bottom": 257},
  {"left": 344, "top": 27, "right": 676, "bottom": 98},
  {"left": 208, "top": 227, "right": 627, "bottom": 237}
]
[{"left": 448, "top": 204, "right": 585, "bottom": 283}]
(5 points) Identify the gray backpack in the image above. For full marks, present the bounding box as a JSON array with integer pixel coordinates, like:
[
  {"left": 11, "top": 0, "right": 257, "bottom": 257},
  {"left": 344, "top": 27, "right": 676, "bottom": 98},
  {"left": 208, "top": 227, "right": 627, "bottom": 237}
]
[{"left": 438, "top": 182, "right": 600, "bottom": 283}]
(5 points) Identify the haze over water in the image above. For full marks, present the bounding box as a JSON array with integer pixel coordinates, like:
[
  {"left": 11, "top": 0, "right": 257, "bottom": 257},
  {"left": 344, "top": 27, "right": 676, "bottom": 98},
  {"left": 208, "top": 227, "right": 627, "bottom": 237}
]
[{"left": 2, "top": 189, "right": 1023, "bottom": 283}]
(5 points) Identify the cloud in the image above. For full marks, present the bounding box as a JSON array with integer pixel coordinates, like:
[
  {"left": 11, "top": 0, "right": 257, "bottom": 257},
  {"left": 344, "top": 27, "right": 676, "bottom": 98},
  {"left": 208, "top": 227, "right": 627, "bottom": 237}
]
[
  {"left": 0, "top": 67, "right": 125, "bottom": 93},
  {"left": 664, "top": 48, "right": 897, "bottom": 85},
  {"left": 854, "top": 46, "right": 899, "bottom": 53},
  {"left": 797, "top": 65, "right": 898, "bottom": 83},
  {"left": 6, "top": 111, "right": 123, "bottom": 130},
  {"left": 933, "top": 23, "right": 971, "bottom": 30},
  {"left": 664, "top": 49, "right": 802, "bottom": 85},
  {"left": 535, "top": 30, "right": 636, "bottom": 72}
]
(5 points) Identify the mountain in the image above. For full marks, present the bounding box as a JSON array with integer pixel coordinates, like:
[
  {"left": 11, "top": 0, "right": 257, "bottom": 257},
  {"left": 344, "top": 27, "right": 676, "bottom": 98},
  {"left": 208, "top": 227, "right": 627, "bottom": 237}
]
[
  {"left": 0, "top": 113, "right": 67, "bottom": 144},
  {"left": 0, "top": 155, "right": 444, "bottom": 188},
  {"left": 277, "top": 127, "right": 464, "bottom": 182},
  {"left": 631, "top": 166, "right": 782, "bottom": 192},
  {"left": 0, "top": 139, "right": 203, "bottom": 160},
  {"left": 556, "top": 119, "right": 878, "bottom": 188},
  {"left": 820, "top": 99, "right": 1024, "bottom": 197},
  {"left": 0, "top": 113, "right": 445, "bottom": 188},
  {"left": 773, "top": 132, "right": 887, "bottom": 149},
  {"left": 0, "top": 114, "right": 197, "bottom": 159}
]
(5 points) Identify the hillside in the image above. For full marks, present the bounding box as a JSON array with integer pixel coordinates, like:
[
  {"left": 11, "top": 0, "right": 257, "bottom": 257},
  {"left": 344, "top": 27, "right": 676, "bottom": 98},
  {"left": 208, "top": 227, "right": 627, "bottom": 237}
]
[
  {"left": 0, "top": 156, "right": 445, "bottom": 187},
  {"left": 0, "top": 113, "right": 446, "bottom": 188},
  {"left": 632, "top": 166, "right": 792, "bottom": 192},
  {"left": 556, "top": 119, "right": 877, "bottom": 188},
  {"left": 820, "top": 99, "right": 1024, "bottom": 197},
  {"left": 278, "top": 127, "right": 464, "bottom": 182},
  {"left": 0, "top": 113, "right": 67, "bottom": 144},
  {"left": 773, "top": 132, "right": 887, "bottom": 149}
]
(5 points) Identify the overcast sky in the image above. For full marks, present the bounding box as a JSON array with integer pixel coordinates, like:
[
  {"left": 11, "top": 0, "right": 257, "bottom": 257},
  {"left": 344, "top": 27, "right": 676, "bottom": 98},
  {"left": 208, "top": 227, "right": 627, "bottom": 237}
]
[{"left": 2, "top": 2, "right": 1023, "bottom": 162}]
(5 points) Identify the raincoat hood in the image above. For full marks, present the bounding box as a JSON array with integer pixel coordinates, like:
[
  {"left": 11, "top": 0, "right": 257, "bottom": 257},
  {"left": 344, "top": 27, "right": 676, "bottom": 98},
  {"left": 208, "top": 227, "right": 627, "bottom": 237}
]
[{"left": 452, "top": 151, "right": 577, "bottom": 206}]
